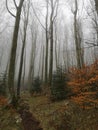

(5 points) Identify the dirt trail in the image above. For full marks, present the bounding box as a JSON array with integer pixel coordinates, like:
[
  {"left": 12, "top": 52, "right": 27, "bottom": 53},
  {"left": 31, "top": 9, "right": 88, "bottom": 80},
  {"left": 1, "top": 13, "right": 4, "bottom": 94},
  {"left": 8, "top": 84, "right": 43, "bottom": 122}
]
[
  {"left": 18, "top": 109, "right": 42, "bottom": 130},
  {"left": 18, "top": 95, "right": 43, "bottom": 130}
]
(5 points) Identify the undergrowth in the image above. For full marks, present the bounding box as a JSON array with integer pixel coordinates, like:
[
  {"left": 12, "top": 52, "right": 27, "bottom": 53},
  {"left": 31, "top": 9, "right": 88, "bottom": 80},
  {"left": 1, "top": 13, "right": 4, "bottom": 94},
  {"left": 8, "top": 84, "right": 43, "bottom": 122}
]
[{"left": 25, "top": 92, "right": 98, "bottom": 130}]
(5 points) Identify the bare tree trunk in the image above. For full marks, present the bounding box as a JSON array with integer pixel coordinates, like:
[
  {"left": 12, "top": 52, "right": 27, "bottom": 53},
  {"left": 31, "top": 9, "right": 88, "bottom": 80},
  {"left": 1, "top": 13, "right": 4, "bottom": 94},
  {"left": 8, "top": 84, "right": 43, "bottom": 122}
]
[
  {"left": 41, "top": 45, "right": 45, "bottom": 82},
  {"left": 63, "top": 31, "right": 69, "bottom": 71},
  {"left": 73, "top": 0, "right": 84, "bottom": 69},
  {"left": 49, "top": 0, "right": 54, "bottom": 86},
  {"left": 95, "top": 0, "right": 98, "bottom": 14},
  {"left": 49, "top": 19, "right": 54, "bottom": 86},
  {"left": 17, "top": 1, "right": 30, "bottom": 98},
  {"left": 74, "top": 0, "right": 81, "bottom": 69},
  {"left": 7, "top": 0, "right": 24, "bottom": 103},
  {"left": 54, "top": 23, "right": 58, "bottom": 70},
  {"left": 58, "top": 39, "right": 60, "bottom": 66},
  {"left": 94, "top": 0, "right": 98, "bottom": 45},
  {"left": 22, "top": 48, "right": 26, "bottom": 89},
  {"left": 49, "top": 0, "right": 59, "bottom": 85},
  {"left": 28, "top": 27, "right": 37, "bottom": 89},
  {"left": 38, "top": 46, "right": 43, "bottom": 77},
  {"left": 45, "top": 0, "right": 49, "bottom": 84}
]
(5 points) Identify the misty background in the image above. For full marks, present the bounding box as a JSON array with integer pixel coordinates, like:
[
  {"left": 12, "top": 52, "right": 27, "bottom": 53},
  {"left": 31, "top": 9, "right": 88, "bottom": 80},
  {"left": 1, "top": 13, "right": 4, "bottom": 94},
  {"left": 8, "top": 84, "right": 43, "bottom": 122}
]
[{"left": 0, "top": 0, "right": 98, "bottom": 84}]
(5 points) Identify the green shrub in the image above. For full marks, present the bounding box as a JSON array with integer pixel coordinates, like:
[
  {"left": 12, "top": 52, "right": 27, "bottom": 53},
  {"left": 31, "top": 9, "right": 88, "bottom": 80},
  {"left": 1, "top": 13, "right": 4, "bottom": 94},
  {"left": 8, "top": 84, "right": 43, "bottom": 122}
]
[
  {"left": 31, "top": 77, "right": 42, "bottom": 94},
  {"left": 50, "top": 67, "right": 68, "bottom": 101}
]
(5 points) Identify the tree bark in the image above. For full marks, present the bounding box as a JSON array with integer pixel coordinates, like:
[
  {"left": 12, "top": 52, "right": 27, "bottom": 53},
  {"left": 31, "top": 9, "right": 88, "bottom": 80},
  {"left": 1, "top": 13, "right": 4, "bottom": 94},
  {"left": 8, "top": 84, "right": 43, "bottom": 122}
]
[
  {"left": 45, "top": 0, "right": 49, "bottom": 84},
  {"left": 73, "top": 0, "right": 84, "bottom": 69},
  {"left": 95, "top": 0, "right": 98, "bottom": 14},
  {"left": 8, "top": 0, "right": 24, "bottom": 102},
  {"left": 17, "top": 1, "right": 29, "bottom": 98}
]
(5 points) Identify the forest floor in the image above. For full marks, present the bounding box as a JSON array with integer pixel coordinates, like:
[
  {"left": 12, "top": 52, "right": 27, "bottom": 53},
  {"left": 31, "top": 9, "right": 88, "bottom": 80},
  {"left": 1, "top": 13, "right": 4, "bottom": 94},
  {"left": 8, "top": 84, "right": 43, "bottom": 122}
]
[
  {"left": 22, "top": 92, "right": 98, "bottom": 130},
  {"left": 0, "top": 94, "right": 42, "bottom": 130},
  {"left": 0, "top": 97, "right": 23, "bottom": 130},
  {"left": 0, "top": 92, "right": 98, "bottom": 130}
]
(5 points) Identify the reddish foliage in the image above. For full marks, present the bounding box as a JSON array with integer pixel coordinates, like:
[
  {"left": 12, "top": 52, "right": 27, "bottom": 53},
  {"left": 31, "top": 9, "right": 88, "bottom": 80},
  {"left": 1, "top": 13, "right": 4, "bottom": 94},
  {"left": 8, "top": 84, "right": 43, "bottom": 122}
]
[
  {"left": 68, "top": 60, "right": 98, "bottom": 109},
  {"left": 0, "top": 96, "right": 8, "bottom": 106}
]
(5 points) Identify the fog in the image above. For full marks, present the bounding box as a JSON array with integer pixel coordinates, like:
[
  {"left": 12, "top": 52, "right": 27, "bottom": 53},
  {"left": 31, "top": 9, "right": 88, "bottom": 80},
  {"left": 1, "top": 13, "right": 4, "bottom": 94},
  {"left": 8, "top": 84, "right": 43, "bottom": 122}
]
[{"left": 0, "top": 0, "right": 97, "bottom": 81}]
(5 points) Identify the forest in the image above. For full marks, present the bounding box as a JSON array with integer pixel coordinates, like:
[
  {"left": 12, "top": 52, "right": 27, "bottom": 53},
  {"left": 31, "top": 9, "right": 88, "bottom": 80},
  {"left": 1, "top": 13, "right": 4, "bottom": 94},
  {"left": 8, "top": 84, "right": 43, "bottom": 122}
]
[{"left": 0, "top": 0, "right": 98, "bottom": 130}]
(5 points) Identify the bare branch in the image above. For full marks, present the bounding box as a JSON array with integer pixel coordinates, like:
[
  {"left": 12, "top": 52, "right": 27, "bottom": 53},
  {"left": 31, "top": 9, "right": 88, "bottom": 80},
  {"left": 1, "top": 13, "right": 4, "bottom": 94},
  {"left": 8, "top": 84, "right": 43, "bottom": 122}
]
[
  {"left": 53, "top": 0, "right": 59, "bottom": 22},
  {"left": 31, "top": 3, "right": 46, "bottom": 30},
  {"left": 13, "top": 0, "right": 18, "bottom": 9},
  {"left": 85, "top": 42, "right": 98, "bottom": 46},
  {"left": 6, "top": 0, "right": 16, "bottom": 18}
]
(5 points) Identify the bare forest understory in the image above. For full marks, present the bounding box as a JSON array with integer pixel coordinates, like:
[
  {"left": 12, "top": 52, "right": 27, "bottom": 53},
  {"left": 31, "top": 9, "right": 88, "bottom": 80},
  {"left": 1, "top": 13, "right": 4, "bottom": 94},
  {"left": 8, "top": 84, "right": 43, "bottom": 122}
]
[{"left": 0, "top": 91, "right": 98, "bottom": 130}]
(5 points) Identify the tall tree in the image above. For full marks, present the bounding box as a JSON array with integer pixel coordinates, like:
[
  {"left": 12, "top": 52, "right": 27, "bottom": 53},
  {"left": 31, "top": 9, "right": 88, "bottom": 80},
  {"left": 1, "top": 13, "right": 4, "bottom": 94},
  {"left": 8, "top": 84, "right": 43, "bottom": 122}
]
[
  {"left": 28, "top": 23, "right": 37, "bottom": 89},
  {"left": 54, "top": 22, "right": 58, "bottom": 70},
  {"left": 17, "top": 0, "right": 30, "bottom": 98},
  {"left": 45, "top": 0, "right": 49, "bottom": 84},
  {"left": 49, "top": 0, "right": 59, "bottom": 85},
  {"left": 6, "top": 0, "right": 24, "bottom": 103},
  {"left": 95, "top": 0, "right": 98, "bottom": 14},
  {"left": 41, "top": 45, "right": 45, "bottom": 82},
  {"left": 71, "top": 0, "right": 84, "bottom": 69},
  {"left": 85, "top": 0, "right": 98, "bottom": 47}
]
